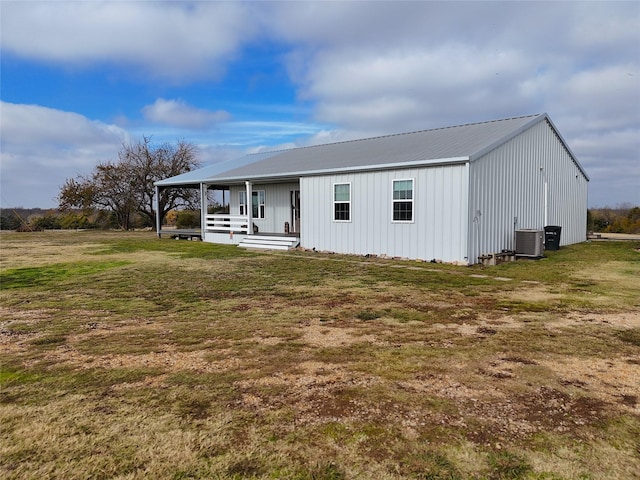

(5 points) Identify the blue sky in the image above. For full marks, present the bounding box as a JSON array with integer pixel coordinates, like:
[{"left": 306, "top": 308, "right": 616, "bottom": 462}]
[{"left": 1, "top": 1, "right": 639, "bottom": 208}]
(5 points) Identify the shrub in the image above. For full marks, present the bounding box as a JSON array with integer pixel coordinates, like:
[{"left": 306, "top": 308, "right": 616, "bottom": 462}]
[
  {"left": 30, "top": 213, "right": 61, "bottom": 231},
  {"left": 175, "top": 210, "right": 200, "bottom": 229},
  {"left": 59, "top": 212, "right": 95, "bottom": 230}
]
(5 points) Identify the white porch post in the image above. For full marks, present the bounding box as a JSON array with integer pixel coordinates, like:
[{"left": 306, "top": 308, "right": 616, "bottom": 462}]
[
  {"left": 155, "top": 185, "right": 161, "bottom": 238},
  {"left": 245, "top": 180, "right": 253, "bottom": 235},
  {"left": 200, "top": 183, "right": 207, "bottom": 236}
]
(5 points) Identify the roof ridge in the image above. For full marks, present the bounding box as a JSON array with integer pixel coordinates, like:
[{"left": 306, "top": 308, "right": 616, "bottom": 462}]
[{"left": 246, "top": 113, "right": 543, "bottom": 156}]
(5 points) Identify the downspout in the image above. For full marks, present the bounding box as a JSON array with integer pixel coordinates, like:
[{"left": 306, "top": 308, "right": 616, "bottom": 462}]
[
  {"left": 544, "top": 178, "right": 548, "bottom": 227},
  {"left": 540, "top": 166, "right": 548, "bottom": 227},
  {"left": 245, "top": 181, "right": 253, "bottom": 235}
]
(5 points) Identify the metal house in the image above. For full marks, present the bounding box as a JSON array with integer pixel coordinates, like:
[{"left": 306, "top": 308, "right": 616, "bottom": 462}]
[{"left": 155, "top": 113, "right": 589, "bottom": 265}]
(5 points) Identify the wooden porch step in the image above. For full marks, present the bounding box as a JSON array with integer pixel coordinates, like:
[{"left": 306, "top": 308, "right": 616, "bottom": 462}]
[{"left": 238, "top": 235, "right": 300, "bottom": 250}]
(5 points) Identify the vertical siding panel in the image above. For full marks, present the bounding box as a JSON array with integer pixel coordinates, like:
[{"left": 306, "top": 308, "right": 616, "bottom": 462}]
[{"left": 375, "top": 172, "right": 385, "bottom": 256}]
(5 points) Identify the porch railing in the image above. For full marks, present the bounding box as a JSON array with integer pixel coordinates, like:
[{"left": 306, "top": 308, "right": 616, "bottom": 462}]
[{"left": 205, "top": 214, "right": 249, "bottom": 233}]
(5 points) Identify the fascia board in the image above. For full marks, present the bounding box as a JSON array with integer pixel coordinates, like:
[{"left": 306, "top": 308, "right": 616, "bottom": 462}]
[
  {"left": 209, "top": 156, "right": 471, "bottom": 184},
  {"left": 543, "top": 114, "right": 590, "bottom": 181}
]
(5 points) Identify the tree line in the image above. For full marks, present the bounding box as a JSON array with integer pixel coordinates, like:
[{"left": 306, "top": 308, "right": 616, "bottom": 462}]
[
  {"left": 0, "top": 207, "right": 207, "bottom": 232},
  {"left": 4, "top": 204, "right": 639, "bottom": 234},
  {"left": 587, "top": 205, "right": 640, "bottom": 234}
]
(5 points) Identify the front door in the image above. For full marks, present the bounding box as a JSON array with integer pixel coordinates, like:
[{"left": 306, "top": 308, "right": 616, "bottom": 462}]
[{"left": 291, "top": 190, "right": 300, "bottom": 233}]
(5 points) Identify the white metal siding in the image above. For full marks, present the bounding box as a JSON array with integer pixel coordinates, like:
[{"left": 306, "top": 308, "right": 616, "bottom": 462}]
[
  {"left": 229, "top": 182, "right": 299, "bottom": 234},
  {"left": 300, "top": 165, "right": 468, "bottom": 263},
  {"left": 467, "top": 119, "right": 588, "bottom": 263}
]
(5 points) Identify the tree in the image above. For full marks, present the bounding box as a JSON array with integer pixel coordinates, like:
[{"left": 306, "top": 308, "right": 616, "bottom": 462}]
[
  {"left": 59, "top": 161, "right": 137, "bottom": 230},
  {"left": 58, "top": 138, "right": 200, "bottom": 230},
  {"left": 120, "top": 137, "right": 200, "bottom": 229},
  {"left": 0, "top": 210, "right": 24, "bottom": 230}
]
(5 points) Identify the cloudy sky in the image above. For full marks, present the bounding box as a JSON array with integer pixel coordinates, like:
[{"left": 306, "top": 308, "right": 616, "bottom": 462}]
[{"left": 1, "top": 1, "right": 638, "bottom": 208}]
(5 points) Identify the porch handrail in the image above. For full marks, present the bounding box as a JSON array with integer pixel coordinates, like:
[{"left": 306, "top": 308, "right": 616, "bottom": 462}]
[{"left": 205, "top": 214, "right": 249, "bottom": 233}]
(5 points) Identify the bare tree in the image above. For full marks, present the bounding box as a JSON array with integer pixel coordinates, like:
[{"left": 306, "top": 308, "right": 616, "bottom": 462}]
[
  {"left": 121, "top": 137, "right": 200, "bottom": 228},
  {"left": 58, "top": 138, "right": 200, "bottom": 230}
]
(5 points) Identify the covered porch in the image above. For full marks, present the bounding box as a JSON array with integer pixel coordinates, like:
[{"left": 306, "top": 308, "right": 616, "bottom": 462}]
[
  {"left": 202, "top": 177, "right": 301, "bottom": 250},
  {"left": 155, "top": 177, "right": 301, "bottom": 250},
  {"left": 205, "top": 214, "right": 299, "bottom": 250}
]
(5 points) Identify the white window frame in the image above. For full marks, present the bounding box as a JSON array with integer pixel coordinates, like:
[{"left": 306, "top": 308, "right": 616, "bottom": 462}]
[
  {"left": 333, "top": 182, "right": 351, "bottom": 222},
  {"left": 253, "top": 190, "right": 265, "bottom": 219},
  {"left": 239, "top": 191, "right": 247, "bottom": 216},
  {"left": 239, "top": 190, "right": 266, "bottom": 219},
  {"left": 392, "top": 178, "right": 414, "bottom": 223}
]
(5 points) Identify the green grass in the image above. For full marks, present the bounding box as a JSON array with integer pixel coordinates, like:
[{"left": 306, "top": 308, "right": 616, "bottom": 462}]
[
  {"left": 1, "top": 231, "right": 639, "bottom": 479},
  {"left": 1, "top": 260, "right": 130, "bottom": 289},
  {"left": 616, "top": 328, "right": 640, "bottom": 346}
]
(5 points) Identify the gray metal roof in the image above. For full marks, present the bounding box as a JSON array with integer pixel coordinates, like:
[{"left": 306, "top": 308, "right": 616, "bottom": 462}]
[
  {"left": 157, "top": 113, "right": 588, "bottom": 185},
  {"left": 155, "top": 151, "right": 279, "bottom": 187}
]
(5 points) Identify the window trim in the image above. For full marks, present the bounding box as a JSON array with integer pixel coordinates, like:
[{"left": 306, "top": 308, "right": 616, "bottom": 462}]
[
  {"left": 333, "top": 182, "right": 351, "bottom": 222},
  {"left": 392, "top": 178, "right": 414, "bottom": 223},
  {"left": 253, "top": 190, "right": 265, "bottom": 220},
  {"left": 239, "top": 191, "right": 247, "bottom": 216},
  {"left": 239, "top": 190, "right": 266, "bottom": 219}
]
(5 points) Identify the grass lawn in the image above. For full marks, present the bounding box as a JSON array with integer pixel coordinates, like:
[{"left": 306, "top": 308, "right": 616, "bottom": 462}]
[{"left": 1, "top": 230, "right": 639, "bottom": 479}]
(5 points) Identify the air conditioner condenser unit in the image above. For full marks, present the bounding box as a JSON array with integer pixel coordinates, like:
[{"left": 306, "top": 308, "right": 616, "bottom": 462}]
[{"left": 515, "top": 229, "right": 544, "bottom": 257}]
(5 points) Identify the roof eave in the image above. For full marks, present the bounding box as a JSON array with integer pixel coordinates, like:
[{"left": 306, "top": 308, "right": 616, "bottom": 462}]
[
  {"left": 543, "top": 114, "right": 590, "bottom": 181},
  {"left": 209, "top": 156, "right": 470, "bottom": 184}
]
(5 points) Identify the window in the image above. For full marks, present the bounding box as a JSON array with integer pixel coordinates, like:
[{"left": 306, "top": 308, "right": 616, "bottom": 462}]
[
  {"left": 239, "top": 191, "right": 247, "bottom": 216},
  {"left": 252, "top": 190, "right": 265, "bottom": 219},
  {"left": 392, "top": 179, "right": 413, "bottom": 222},
  {"left": 333, "top": 183, "right": 351, "bottom": 221},
  {"left": 239, "top": 190, "right": 265, "bottom": 219}
]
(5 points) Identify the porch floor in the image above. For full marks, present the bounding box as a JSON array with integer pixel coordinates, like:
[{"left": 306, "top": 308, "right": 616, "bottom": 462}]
[{"left": 159, "top": 229, "right": 202, "bottom": 240}]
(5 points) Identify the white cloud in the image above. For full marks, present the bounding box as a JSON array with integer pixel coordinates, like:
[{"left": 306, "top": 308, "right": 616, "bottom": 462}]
[
  {"left": 0, "top": 102, "right": 127, "bottom": 207},
  {"left": 142, "top": 99, "right": 231, "bottom": 130},
  {"left": 296, "top": 45, "right": 532, "bottom": 131},
  {"left": 1, "top": 2, "right": 255, "bottom": 83},
  {"left": 556, "top": 65, "right": 640, "bottom": 131}
]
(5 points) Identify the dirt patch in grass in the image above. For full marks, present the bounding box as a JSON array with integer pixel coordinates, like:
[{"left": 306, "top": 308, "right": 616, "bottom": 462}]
[
  {"left": 297, "top": 320, "right": 381, "bottom": 347},
  {"left": 0, "top": 307, "right": 60, "bottom": 354},
  {"left": 30, "top": 340, "right": 244, "bottom": 374},
  {"left": 561, "top": 310, "right": 640, "bottom": 329},
  {"left": 434, "top": 314, "right": 525, "bottom": 336},
  {"left": 235, "top": 360, "right": 382, "bottom": 421},
  {"left": 504, "top": 284, "right": 565, "bottom": 303},
  {"left": 538, "top": 356, "right": 640, "bottom": 414}
]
